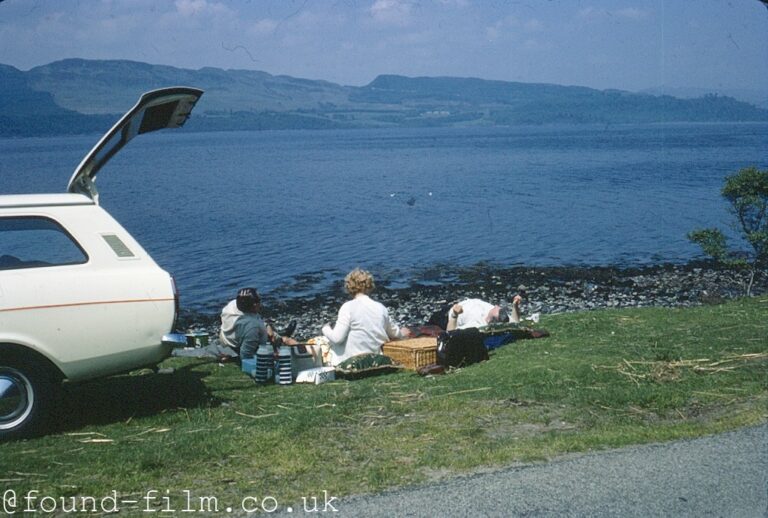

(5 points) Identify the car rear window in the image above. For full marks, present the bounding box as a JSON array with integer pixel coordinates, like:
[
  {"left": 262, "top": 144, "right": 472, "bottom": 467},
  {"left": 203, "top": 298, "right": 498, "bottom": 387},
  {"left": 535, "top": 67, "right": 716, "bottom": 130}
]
[{"left": 0, "top": 216, "right": 88, "bottom": 270}]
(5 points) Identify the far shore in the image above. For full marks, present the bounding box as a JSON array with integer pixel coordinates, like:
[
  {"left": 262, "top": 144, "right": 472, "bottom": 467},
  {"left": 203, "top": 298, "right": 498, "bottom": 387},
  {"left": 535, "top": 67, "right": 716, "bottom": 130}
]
[{"left": 177, "top": 259, "right": 767, "bottom": 341}]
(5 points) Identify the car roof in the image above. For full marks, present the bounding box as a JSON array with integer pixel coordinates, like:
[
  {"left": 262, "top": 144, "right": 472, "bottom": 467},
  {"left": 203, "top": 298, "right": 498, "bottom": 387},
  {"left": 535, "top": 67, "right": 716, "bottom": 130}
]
[{"left": 0, "top": 193, "right": 95, "bottom": 209}]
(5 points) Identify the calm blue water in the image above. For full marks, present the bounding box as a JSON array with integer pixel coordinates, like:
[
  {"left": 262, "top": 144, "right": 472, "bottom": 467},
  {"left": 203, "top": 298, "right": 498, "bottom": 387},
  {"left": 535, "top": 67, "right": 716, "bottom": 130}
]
[{"left": 1, "top": 123, "right": 766, "bottom": 311}]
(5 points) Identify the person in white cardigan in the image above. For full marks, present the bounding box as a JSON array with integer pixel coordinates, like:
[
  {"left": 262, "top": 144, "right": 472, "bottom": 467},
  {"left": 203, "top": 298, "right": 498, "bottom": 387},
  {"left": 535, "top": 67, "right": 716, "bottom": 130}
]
[{"left": 322, "top": 268, "right": 411, "bottom": 366}]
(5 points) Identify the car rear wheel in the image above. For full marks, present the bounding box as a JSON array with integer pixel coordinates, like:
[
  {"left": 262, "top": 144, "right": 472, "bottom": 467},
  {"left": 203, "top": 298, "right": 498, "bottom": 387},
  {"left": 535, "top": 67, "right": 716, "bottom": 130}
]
[{"left": 0, "top": 358, "right": 55, "bottom": 440}]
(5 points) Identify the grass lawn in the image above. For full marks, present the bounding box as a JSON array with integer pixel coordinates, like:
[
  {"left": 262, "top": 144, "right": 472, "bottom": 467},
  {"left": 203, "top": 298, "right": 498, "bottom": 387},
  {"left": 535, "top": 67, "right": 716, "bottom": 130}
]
[{"left": 1, "top": 297, "right": 766, "bottom": 514}]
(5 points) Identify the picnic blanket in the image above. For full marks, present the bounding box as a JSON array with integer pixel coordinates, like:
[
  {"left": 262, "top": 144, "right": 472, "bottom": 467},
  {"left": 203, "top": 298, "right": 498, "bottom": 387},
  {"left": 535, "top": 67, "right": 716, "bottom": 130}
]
[{"left": 477, "top": 322, "right": 550, "bottom": 350}]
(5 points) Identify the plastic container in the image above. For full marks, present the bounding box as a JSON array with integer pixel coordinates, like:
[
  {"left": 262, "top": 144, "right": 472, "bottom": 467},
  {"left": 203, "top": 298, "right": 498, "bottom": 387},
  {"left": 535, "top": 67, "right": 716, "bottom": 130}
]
[
  {"left": 254, "top": 344, "right": 274, "bottom": 384},
  {"left": 185, "top": 330, "right": 209, "bottom": 348},
  {"left": 274, "top": 345, "right": 293, "bottom": 385},
  {"left": 295, "top": 366, "right": 336, "bottom": 385},
  {"left": 240, "top": 358, "right": 258, "bottom": 377},
  {"left": 291, "top": 344, "right": 323, "bottom": 377}
]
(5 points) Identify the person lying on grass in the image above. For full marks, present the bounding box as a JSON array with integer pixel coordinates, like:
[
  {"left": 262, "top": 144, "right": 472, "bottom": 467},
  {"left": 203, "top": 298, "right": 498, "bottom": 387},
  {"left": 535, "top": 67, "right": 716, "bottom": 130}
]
[{"left": 445, "top": 294, "right": 523, "bottom": 331}]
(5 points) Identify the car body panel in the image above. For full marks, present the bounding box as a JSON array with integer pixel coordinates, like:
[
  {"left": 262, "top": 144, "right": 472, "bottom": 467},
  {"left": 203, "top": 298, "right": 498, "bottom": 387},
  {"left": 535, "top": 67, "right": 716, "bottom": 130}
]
[
  {"left": 0, "top": 203, "right": 176, "bottom": 381},
  {"left": 0, "top": 193, "right": 95, "bottom": 210}
]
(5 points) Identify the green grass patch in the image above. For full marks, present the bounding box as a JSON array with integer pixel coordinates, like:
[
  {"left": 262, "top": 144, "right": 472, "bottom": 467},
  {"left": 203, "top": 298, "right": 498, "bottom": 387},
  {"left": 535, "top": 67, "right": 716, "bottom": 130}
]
[{"left": 2, "top": 297, "right": 766, "bottom": 512}]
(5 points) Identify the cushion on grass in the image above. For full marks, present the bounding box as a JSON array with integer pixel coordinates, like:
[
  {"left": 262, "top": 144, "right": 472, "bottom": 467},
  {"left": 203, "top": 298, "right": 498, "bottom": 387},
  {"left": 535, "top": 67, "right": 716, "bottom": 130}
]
[
  {"left": 334, "top": 353, "right": 403, "bottom": 379},
  {"left": 480, "top": 323, "right": 550, "bottom": 341}
]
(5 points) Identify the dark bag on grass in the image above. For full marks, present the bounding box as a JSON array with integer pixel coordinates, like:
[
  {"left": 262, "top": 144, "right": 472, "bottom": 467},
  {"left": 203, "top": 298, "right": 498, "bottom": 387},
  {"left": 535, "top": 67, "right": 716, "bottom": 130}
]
[{"left": 436, "top": 328, "right": 489, "bottom": 368}]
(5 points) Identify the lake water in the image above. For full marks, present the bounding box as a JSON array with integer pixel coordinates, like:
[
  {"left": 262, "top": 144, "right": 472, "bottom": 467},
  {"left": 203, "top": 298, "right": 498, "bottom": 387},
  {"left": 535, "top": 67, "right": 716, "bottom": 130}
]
[{"left": 1, "top": 123, "right": 766, "bottom": 312}]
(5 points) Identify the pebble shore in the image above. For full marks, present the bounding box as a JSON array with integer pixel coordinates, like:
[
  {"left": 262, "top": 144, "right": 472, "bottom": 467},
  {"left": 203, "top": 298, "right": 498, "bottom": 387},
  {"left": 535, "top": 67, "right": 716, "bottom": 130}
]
[{"left": 177, "top": 260, "right": 766, "bottom": 341}]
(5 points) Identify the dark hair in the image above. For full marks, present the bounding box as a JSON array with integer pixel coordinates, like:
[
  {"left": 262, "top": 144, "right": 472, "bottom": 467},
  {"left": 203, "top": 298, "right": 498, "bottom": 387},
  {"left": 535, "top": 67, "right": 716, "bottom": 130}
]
[
  {"left": 236, "top": 287, "right": 260, "bottom": 312},
  {"left": 495, "top": 306, "right": 510, "bottom": 323}
]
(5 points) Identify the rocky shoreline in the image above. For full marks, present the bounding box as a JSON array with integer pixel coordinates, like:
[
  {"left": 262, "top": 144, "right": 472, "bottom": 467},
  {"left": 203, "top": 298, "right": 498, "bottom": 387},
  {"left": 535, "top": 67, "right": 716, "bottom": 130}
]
[{"left": 177, "top": 260, "right": 766, "bottom": 341}]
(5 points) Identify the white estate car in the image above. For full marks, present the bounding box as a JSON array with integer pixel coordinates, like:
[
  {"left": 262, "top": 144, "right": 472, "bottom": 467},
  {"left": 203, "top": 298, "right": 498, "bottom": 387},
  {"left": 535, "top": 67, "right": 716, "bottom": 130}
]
[{"left": 0, "top": 87, "right": 203, "bottom": 439}]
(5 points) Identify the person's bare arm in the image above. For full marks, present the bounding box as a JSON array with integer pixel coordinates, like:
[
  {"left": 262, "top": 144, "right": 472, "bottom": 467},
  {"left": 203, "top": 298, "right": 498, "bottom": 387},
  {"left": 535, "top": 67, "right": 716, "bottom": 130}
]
[
  {"left": 446, "top": 303, "right": 463, "bottom": 331},
  {"left": 510, "top": 294, "right": 522, "bottom": 323}
]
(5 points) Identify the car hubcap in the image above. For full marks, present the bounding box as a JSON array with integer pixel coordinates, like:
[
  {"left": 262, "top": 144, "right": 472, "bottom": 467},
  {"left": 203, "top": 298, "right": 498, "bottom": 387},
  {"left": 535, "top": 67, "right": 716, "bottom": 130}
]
[{"left": 0, "top": 368, "right": 33, "bottom": 431}]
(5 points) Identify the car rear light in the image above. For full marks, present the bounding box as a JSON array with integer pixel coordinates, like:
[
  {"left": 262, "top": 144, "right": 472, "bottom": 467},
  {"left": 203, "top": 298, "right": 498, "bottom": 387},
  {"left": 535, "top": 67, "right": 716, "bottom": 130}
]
[{"left": 171, "top": 276, "right": 180, "bottom": 331}]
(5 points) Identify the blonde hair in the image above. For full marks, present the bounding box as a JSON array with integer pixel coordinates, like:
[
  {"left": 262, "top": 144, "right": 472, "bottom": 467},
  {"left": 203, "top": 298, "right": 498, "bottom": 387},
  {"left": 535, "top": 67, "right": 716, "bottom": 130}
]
[{"left": 345, "top": 268, "right": 375, "bottom": 296}]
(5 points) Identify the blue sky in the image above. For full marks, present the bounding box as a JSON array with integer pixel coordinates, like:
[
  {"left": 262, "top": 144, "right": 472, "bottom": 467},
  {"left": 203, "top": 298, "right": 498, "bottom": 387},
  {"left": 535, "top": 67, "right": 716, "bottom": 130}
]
[{"left": 1, "top": 0, "right": 766, "bottom": 94}]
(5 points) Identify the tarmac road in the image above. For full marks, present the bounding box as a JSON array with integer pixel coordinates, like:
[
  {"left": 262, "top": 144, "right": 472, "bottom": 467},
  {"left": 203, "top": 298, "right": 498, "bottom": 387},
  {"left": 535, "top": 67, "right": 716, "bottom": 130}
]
[{"left": 279, "top": 423, "right": 767, "bottom": 517}]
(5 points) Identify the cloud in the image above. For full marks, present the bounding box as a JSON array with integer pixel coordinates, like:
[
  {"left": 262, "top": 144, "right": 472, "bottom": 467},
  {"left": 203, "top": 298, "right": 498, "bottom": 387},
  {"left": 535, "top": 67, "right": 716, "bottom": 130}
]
[
  {"left": 174, "top": 0, "right": 234, "bottom": 18},
  {"left": 485, "top": 15, "right": 519, "bottom": 41},
  {"left": 369, "top": 0, "right": 413, "bottom": 26},
  {"left": 250, "top": 18, "right": 278, "bottom": 36},
  {"left": 175, "top": 0, "right": 206, "bottom": 17},
  {"left": 485, "top": 15, "right": 542, "bottom": 40}
]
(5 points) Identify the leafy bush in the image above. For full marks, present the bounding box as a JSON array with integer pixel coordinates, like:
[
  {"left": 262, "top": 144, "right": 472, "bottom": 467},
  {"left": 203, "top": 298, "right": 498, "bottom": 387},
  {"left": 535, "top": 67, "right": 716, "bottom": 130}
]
[{"left": 688, "top": 166, "right": 768, "bottom": 295}]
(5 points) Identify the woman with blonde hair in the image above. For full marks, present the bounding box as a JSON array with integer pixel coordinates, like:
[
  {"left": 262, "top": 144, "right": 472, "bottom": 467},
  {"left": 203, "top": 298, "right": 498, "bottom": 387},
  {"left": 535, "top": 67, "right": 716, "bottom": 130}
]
[{"left": 322, "top": 268, "right": 409, "bottom": 366}]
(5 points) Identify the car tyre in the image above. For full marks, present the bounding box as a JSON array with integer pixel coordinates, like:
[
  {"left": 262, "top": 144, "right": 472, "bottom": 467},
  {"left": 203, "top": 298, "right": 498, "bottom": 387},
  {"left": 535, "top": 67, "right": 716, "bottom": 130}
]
[{"left": 0, "top": 355, "right": 56, "bottom": 440}]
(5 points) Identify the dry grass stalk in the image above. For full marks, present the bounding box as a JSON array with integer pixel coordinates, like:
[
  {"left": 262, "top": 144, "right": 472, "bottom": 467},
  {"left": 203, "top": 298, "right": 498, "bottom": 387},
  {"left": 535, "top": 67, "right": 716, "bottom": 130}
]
[
  {"left": 234, "top": 411, "right": 279, "bottom": 419},
  {"left": 434, "top": 387, "right": 493, "bottom": 398},
  {"left": 594, "top": 351, "right": 766, "bottom": 384},
  {"left": 592, "top": 353, "right": 768, "bottom": 383}
]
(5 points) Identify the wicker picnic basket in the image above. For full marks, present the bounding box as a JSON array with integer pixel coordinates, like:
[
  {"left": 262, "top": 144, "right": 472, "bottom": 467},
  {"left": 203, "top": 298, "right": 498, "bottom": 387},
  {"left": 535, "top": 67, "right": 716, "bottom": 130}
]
[{"left": 382, "top": 337, "right": 438, "bottom": 370}]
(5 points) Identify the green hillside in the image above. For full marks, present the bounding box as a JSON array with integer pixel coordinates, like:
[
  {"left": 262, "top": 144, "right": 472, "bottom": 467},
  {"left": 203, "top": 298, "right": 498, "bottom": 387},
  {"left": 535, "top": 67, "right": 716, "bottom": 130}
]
[
  {"left": 26, "top": 59, "right": 353, "bottom": 114},
  {"left": 2, "top": 59, "right": 767, "bottom": 136},
  {"left": 0, "top": 63, "right": 116, "bottom": 137},
  {"left": 352, "top": 74, "right": 768, "bottom": 125}
]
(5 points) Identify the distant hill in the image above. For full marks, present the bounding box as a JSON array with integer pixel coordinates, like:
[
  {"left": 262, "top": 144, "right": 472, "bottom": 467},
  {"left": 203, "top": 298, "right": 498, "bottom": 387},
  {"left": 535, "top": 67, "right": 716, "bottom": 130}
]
[
  {"left": 0, "top": 63, "right": 114, "bottom": 136},
  {"left": 353, "top": 75, "right": 768, "bottom": 125},
  {"left": 26, "top": 59, "right": 354, "bottom": 114},
  {"left": 2, "top": 59, "right": 767, "bottom": 136},
  {"left": 640, "top": 86, "right": 768, "bottom": 110}
]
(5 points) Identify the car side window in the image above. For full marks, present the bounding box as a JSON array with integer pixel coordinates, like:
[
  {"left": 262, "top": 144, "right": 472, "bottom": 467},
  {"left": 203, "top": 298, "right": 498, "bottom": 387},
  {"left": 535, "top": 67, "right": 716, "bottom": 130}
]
[{"left": 0, "top": 216, "right": 88, "bottom": 270}]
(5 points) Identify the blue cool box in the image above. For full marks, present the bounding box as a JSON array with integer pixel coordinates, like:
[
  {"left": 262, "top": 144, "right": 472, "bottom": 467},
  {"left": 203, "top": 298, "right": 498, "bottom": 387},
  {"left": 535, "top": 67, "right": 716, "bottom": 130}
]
[{"left": 241, "top": 358, "right": 258, "bottom": 376}]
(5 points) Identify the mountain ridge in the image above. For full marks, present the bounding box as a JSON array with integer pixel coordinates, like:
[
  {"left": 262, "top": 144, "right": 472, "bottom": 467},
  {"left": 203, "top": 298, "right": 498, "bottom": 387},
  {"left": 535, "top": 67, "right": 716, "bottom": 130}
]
[{"left": 2, "top": 58, "right": 767, "bottom": 136}]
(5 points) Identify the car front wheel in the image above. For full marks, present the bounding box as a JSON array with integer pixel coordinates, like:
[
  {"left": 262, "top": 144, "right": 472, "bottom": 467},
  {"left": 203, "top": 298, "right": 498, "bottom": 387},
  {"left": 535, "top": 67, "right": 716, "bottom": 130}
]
[{"left": 0, "top": 359, "right": 54, "bottom": 440}]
